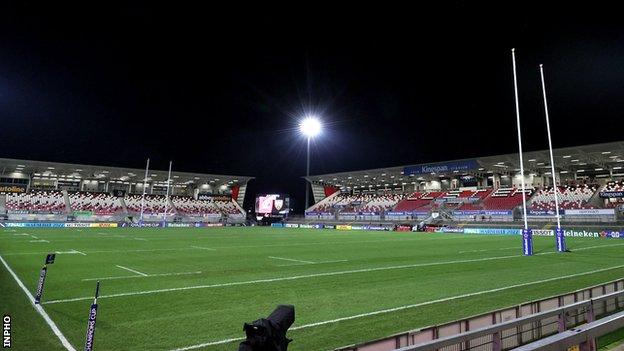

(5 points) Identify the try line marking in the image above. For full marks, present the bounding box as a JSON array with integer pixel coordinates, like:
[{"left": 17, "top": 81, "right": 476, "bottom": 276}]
[
  {"left": 0, "top": 254, "right": 77, "bottom": 351},
  {"left": 168, "top": 264, "right": 624, "bottom": 351},
  {"left": 116, "top": 265, "right": 148, "bottom": 276}
]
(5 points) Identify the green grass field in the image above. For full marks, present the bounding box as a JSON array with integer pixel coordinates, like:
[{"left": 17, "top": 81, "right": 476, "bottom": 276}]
[{"left": 1, "top": 226, "right": 624, "bottom": 351}]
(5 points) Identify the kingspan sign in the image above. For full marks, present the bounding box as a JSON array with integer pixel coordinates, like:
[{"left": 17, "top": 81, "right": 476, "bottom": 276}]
[{"left": 404, "top": 160, "right": 480, "bottom": 175}]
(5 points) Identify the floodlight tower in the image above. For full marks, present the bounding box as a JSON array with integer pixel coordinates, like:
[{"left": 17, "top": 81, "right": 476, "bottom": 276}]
[{"left": 299, "top": 117, "right": 322, "bottom": 212}]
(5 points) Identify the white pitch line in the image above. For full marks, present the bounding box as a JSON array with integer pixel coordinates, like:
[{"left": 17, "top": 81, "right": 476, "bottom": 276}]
[
  {"left": 29, "top": 239, "right": 50, "bottom": 243},
  {"left": 268, "top": 256, "right": 316, "bottom": 264},
  {"left": 134, "top": 237, "right": 148, "bottom": 241},
  {"left": 43, "top": 254, "right": 523, "bottom": 305},
  {"left": 190, "top": 246, "right": 216, "bottom": 251},
  {"left": 116, "top": 265, "right": 148, "bottom": 276},
  {"left": 0, "top": 254, "right": 77, "bottom": 351},
  {"left": 276, "top": 259, "right": 349, "bottom": 267},
  {"left": 82, "top": 271, "right": 202, "bottom": 281},
  {"left": 72, "top": 249, "right": 87, "bottom": 256},
  {"left": 459, "top": 246, "right": 518, "bottom": 254},
  {"left": 169, "top": 264, "right": 624, "bottom": 351}
]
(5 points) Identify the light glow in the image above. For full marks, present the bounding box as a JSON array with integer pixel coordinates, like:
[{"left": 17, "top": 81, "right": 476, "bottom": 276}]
[{"left": 299, "top": 117, "right": 322, "bottom": 138}]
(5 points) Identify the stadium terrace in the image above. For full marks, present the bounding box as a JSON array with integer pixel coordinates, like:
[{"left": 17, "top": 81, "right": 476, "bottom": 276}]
[
  {"left": 304, "top": 141, "right": 624, "bottom": 223},
  {"left": 0, "top": 158, "right": 253, "bottom": 223}
]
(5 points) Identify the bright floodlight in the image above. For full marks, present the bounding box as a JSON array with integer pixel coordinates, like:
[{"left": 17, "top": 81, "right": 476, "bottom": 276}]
[{"left": 299, "top": 117, "right": 322, "bottom": 138}]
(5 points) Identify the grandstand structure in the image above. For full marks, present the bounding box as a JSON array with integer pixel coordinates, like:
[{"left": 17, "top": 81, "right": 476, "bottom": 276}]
[
  {"left": 305, "top": 141, "right": 624, "bottom": 223},
  {"left": 0, "top": 158, "right": 252, "bottom": 222}
]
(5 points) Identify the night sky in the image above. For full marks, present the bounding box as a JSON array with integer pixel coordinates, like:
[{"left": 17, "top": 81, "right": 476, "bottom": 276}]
[{"left": 1, "top": 3, "right": 623, "bottom": 212}]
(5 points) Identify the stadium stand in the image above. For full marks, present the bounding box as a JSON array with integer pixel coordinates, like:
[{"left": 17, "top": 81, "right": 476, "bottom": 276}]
[
  {"left": 393, "top": 191, "right": 445, "bottom": 211},
  {"left": 480, "top": 187, "right": 533, "bottom": 210},
  {"left": 5, "top": 190, "right": 66, "bottom": 213},
  {"left": 68, "top": 192, "right": 123, "bottom": 214},
  {"left": 214, "top": 200, "right": 245, "bottom": 216},
  {"left": 171, "top": 196, "right": 220, "bottom": 215},
  {"left": 529, "top": 184, "right": 597, "bottom": 210},
  {"left": 124, "top": 194, "right": 172, "bottom": 215}
]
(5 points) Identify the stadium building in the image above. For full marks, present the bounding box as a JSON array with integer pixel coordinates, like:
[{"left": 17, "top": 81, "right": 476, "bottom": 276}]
[
  {"left": 0, "top": 158, "right": 253, "bottom": 223},
  {"left": 305, "top": 141, "right": 624, "bottom": 223}
]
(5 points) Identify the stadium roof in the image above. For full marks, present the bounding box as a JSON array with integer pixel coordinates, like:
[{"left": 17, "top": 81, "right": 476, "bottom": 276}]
[
  {"left": 305, "top": 141, "right": 624, "bottom": 189},
  {"left": 0, "top": 158, "right": 254, "bottom": 188}
]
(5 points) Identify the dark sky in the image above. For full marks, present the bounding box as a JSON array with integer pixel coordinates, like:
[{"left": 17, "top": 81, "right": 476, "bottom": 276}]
[{"left": 1, "top": 3, "right": 623, "bottom": 212}]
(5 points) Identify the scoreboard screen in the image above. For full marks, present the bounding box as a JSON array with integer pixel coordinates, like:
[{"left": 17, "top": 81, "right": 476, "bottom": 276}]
[{"left": 255, "top": 194, "right": 290, "bottom": 215}]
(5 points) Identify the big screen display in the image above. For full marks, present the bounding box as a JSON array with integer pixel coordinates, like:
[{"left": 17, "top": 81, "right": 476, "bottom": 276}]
[{"left": 255, "top": 194, "right": 290, "bottom": 215}]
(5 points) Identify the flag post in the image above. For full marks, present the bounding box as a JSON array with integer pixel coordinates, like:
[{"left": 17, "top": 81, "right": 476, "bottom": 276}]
[
  {"left": 540, "top": 64, "right": 566, "bottom": 252},
  {"left": 83, "top": 281, "right": 100, "bottom": 351},
  {"left": 511, "top": 48, "right": 533, "bottom": 255},
  {"left": 34, "top": 253, "right": 55, "bottom": 304}
]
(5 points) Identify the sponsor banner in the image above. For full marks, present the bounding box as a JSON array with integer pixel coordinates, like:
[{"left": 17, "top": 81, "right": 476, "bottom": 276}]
[
  {"left": 532, "top": 229, "right": 554, "bottom": 236},
  {"left": 271, "top": 223, "right": 284, "bottom": 228},
  {"left": 0, "top": 184, "right": 28, "bottom": 194},
  {"left": 602, "top": 230, "right": 623, "bottom": 238},
  {"left": 440, "top": 227, "right": 464, "bottom": 233},
  {"left": 483, "top": 210, "right": 513, "bottom": 216},
  {"left": 366, "top": 225, "right": 389, "bottom": 231},
  {"left": 386, "top": 212, "right": 405, "bottom": 216},
  {"left": 198, "top": 193, "right": 231, "bottom": 201},
  {"left": 564, "top": 209, "right": 615, "bottom": 216},
  {"left": 522, "top": 229, "right": 533, "bottom": 256},
  {"left": 112, "top": 189, "right": 126, "bottom": 197},
  {"left": 528, "top": 210, "right": 556, "bottom": 216},
  {"left": 89, "top": 223, "right": 118, "bottom": 228},
  {"left": 359, "top": 212, "right": 379, "bottom": 216},
  {"left": 64, "top": 223, "right": 92, "bottom": 228},
  {"left": 5, "top": 222, "right": 65, "bottom": 228},
  {"left": 464, "top": 228, "right": 521, "bottom": 235},
  {"left": 7, "top": 210, "right": 29, "bottom": 215},
  {"left": 73, "top": 211, "right": 94, "bottom": 216},
  {"left": 196, "top": 223, "right": 224, "bottom": 227},
  {"left": 600, "top": 191, "right": 624, "bottom": 198},
  {"left": 0, "top": 223, "right": 4, "bottom": 227},
  {"left": 336, "top": 225, "right": 352, "bottom": 230},
  {"left": 324, "top": 225, "right": 335, "bottom": 229},
  {"left": 351, "top": 225, "right": 364, "bottom": 230},
  {"left": 453, "top": 210, "right": 481, "bottom": 216},
  {"left": 564, "top": 229, "right": 601, "bottom": 238},
  {"left": 312, "top": 224, "right": 324, "bottom": 229},
  {"left": 130, "top": 222, "right": 164, "bottom": 228},
  {"left": 404, "top": 159, "right": 480, "bottom": 175},
  {"left": 299, "top": 224, "right": 314, "bottom": 229},
  {"left": 167, "top": 223, "right": 192, "bottom": 228},
  {"left": 284, "top": 223, "right": 300, "bottom": 228}
]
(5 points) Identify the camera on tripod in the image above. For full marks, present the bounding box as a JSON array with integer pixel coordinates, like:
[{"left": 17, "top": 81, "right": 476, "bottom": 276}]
[{"left": 238, "top": 305, "right": 295, "bottom": 351}]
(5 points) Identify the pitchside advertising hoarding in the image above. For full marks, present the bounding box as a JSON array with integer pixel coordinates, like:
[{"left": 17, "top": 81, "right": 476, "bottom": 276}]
[
  {"left": 0, "top": 184, "right": 27, "bottom": 194},
  {"left": 403, "top": 159, "right": 480, "bottom": 175}
]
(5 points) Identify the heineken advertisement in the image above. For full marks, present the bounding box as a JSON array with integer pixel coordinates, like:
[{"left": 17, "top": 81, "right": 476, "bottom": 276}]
[{"left": 73, "top": 211, "right": 94, "bottom": 216}]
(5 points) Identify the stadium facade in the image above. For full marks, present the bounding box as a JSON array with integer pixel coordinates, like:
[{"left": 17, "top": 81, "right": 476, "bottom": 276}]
[
  {"left": 0, "top": 158, "right": 253, "bottom": 223},
  {"left": 304, "top": 141, "right": 624, "bottom": 223}
]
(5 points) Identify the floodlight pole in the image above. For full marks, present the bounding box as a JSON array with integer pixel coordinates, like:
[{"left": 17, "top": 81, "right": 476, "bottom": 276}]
[
  {"left": 540, "top": 64, "right": 561, "bottom": 229},
  {"left": 163, "top": 161, "right": 172, "bottom": 223},
  {"left": 511, "top": 49, "right": 529, "bottom": 230},
  {"left": 139, "top": 158, "right": 150, "bottom": 224},
  {"left": 305, "top": 137, "right": 311, "bottom": 211}
]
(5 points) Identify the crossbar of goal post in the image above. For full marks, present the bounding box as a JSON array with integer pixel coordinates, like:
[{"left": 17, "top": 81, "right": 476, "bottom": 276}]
[
  {"left": 511, "top": 48, "right": 533, "bottom": 256},
  {"left": 539, "top": 64, "right": 566, "bottom": 252}
]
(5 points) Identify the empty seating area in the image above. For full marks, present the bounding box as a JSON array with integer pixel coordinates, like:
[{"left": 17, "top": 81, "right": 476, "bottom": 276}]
[
  {"left": 5, "top": 190, "right": 66, "bottom": 213},
  {"left": 359, "top": 194, "right": 407, "bottom": 213},
  {"left": 125, "top": 194, "right": 172, "bottom": 214},
  {"left": 393, "top": 191, "right": 445, "bottom": 211},
  {"left": 480, "top": 187, "right": 533, "bottom": 210},
  {"left": 171, "top": 196, "right": 220, "bottom": 215},
  {"left": 529, "top": 185, "right": 597, "bottom": 210},
  {"left": 69, "top": 192, "right": 122, "bottom": 214},
  {"left": 215, "top": 200, "right": 244, "bottom": 215}
]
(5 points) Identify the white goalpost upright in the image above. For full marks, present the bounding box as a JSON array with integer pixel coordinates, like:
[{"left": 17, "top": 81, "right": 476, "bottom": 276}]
[
  {"left": 139, "top": 158, "right": 150, "bottom": 224},
  {"left": 511, "top": 48, "right": 533, "bottom": 256},
  {"left": 162, "top": 161, "right": 173, "bottom": 224},
  {"left": 539, "top": 64, "right": 567, "bottom": 252}
]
